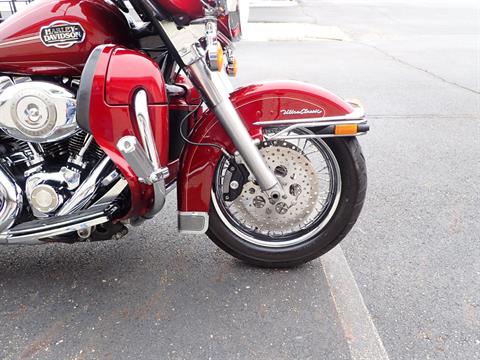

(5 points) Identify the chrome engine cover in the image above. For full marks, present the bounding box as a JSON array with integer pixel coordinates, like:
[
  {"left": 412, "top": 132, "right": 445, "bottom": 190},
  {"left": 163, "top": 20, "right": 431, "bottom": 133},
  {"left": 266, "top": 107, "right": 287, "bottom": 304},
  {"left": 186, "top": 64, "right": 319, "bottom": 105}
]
[
  {"left": 0, "top": 164, "right": 23, "bottom": 234},
  {"left": 0, "top": 77, "right": 77, "bottom": 143}
]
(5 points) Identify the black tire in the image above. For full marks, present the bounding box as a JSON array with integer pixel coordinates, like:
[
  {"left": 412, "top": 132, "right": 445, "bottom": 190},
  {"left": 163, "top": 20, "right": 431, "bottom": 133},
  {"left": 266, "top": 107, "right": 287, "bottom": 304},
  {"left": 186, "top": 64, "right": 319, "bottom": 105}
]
[{"left": 207, "top": 137, "right": 367, "bottom": 268}]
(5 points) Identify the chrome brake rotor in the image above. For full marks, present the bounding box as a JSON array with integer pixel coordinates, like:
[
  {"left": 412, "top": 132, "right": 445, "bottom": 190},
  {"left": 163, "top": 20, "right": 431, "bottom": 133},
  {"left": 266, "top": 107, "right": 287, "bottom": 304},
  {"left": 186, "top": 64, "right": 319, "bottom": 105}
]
[{"left": 224, "top": 141, "right": 329, "bottom": 236}]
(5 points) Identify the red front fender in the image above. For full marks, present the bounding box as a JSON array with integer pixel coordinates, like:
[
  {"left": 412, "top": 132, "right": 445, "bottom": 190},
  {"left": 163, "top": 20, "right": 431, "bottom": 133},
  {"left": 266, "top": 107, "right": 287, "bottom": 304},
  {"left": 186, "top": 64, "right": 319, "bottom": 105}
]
[{"left": 178, "top": 80, "right": 356, "bottom": 215}]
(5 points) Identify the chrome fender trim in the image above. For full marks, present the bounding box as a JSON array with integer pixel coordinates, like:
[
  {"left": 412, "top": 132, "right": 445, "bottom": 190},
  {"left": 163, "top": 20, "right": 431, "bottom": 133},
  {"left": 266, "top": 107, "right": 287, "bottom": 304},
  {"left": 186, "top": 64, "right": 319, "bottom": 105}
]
[
  {"left": 178, "top": 212, "right": 209, "bottom": 234},
  {"left": 253, "top": 100, "right": 366, "bottom": 127},
  {"left": 255, "top": 101, "right": 369, "bottom": 140}
]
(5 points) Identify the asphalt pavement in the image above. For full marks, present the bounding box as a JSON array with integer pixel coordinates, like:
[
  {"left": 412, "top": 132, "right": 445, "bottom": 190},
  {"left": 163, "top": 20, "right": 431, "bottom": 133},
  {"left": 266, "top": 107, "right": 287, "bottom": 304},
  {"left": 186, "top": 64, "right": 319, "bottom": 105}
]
[{"left": 1, "top": 0, "right": 479, "bottom": 359}]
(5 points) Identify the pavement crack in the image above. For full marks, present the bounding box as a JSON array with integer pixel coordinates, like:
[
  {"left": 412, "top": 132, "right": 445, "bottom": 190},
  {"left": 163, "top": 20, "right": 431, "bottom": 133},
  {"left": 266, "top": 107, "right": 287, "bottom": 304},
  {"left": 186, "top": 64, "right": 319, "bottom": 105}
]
[{"left": 355, "top": 42, "right": 480, "bottom": 95}]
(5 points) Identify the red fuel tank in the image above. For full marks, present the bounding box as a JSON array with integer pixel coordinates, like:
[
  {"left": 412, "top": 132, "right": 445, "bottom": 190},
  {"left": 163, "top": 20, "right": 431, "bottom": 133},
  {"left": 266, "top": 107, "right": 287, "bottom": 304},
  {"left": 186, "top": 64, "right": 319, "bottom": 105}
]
[{"left": 0, "top": 0, "right": 132, "bottom": 76}]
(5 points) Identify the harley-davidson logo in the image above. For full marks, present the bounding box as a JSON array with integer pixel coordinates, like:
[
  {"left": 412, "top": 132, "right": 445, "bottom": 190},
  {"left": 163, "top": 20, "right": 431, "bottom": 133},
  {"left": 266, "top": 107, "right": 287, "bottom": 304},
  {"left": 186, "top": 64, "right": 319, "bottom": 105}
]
[
  {"left": 280, "top": 108, "right": 324, "bottom": 116},
  {"left": 40, "top": 21, "right": 85, "bottom": 49}
]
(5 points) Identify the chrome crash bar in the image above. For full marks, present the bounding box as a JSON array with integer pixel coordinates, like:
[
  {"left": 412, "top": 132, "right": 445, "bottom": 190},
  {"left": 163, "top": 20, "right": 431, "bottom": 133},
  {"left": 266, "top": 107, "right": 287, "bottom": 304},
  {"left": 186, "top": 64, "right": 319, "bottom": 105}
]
[{"left": 117, "top": 90, "right": 169, "bottom": 219}]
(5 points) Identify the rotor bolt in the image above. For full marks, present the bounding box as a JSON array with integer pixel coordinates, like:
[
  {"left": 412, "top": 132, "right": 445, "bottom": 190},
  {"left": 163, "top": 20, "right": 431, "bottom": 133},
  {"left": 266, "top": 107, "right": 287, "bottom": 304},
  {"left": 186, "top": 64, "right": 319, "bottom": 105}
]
[
  {"left": 253, "top": 196, "right": 266, "bottom": 208},
  {"left": 275, "top": 202, "right": 289, "bottom": 215},
  {"left": 274, "top": 165, "right": 288, "bottom": 178},
  {"left": 289, "top": 183, "right": 302, "bottom": 197}
]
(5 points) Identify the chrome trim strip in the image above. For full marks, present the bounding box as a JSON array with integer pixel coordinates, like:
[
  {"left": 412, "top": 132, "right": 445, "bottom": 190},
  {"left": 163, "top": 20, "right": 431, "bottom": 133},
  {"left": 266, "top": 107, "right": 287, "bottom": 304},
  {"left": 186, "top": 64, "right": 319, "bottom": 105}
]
[
  {"left": 266, "top": 132, "right": 368, "bottom": 140},
  {"left": 0, "top": 36, "right": 39, "bottom": 47},
  {"left": 269, "top": 119, "right": 365, "bottom": 129},
  {"left": 253, "top": 106, "right": 365, "bottom": 127},
  {"left": 178, "top": 212, "right": 209, "bottom": 234},
  {"left": 265, "top": 120, "right": 368, "bottom": 140}
]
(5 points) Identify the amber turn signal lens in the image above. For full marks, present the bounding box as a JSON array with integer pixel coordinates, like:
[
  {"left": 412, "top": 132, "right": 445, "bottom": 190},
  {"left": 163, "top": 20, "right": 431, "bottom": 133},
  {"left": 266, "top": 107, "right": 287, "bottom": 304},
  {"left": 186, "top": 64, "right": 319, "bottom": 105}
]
[
  {"left": 335, "top": 124, "right": 358, "bottom": 135},
  {"left": 217, "top": 43, "right": 224, "bottom": 71}
]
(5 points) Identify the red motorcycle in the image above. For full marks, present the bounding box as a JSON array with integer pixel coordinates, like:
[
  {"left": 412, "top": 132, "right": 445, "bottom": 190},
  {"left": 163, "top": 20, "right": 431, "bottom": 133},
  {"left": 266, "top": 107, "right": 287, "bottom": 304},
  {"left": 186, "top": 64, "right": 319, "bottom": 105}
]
[{"left": 0, "top": 0, "right": 368, "bottom": 267}]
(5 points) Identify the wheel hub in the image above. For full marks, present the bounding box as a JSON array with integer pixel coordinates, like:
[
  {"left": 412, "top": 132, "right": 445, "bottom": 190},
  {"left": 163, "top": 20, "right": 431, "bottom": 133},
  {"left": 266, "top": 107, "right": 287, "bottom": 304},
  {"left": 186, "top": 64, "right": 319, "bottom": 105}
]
[{"left": 225, "top": 141, "right": 326, "bottom": 236}]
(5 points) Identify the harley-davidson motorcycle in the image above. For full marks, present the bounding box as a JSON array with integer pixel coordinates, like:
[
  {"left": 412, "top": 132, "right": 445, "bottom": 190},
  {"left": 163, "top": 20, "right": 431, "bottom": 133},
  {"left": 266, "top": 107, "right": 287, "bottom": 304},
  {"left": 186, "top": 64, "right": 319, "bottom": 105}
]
[{"left": 0, "top": 0, "right": 368, "bottom": 267}]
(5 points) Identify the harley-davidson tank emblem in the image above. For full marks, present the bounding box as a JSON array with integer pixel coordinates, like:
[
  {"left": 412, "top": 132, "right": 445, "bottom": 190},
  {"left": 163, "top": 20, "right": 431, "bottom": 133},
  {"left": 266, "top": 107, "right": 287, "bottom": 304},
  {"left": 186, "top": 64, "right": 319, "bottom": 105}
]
[
  {"left": 40, "top": 21, "right": 85, "bottom": 49},
  {"left": 280, "top": 108, "right": 324, "bottom": 116}
]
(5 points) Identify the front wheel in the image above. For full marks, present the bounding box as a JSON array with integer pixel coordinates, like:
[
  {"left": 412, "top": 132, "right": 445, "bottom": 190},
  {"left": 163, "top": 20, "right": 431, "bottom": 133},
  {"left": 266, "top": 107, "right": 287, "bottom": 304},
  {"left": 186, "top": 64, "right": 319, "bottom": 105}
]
[{"left": 207, "top": 133, "right": 367, "bottom": 268}]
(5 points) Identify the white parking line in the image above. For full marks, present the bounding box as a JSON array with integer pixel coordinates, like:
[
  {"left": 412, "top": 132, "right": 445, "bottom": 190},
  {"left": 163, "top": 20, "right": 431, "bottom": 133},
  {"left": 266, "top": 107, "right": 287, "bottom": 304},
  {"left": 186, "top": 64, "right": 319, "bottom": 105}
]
[{"left": 321, "top": 245, "right": 390, "bottom": 360}]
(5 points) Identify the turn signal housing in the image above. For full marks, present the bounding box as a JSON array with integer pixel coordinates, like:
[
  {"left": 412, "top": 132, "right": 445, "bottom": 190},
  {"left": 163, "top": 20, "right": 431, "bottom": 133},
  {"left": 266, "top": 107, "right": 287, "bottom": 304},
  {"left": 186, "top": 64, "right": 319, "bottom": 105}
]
[
  {"left": 206, "top": 42, "right": 224, "bottom": 72},
  {"left": 226, "top": 57, "right": 238, "bottom": 77},
  {"left": 225, "top": 48, "right": 238, "bottom": 77}
]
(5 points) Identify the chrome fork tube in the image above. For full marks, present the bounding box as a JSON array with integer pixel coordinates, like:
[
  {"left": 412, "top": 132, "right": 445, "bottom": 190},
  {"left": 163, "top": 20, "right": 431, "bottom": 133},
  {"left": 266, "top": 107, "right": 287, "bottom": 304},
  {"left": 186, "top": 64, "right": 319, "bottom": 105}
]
[{"left": 187, "top": 58, "right": 282, "bottom": 197}]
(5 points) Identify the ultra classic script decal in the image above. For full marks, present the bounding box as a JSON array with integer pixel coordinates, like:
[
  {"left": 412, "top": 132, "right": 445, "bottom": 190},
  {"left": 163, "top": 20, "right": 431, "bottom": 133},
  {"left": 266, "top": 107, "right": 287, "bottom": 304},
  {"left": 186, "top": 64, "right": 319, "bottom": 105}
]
[
  {"left": 280, "top": 108, "right": 324, "bottom": 116},
  {"left": 40, "top": 21, "right": 85, "bottom": 49}
]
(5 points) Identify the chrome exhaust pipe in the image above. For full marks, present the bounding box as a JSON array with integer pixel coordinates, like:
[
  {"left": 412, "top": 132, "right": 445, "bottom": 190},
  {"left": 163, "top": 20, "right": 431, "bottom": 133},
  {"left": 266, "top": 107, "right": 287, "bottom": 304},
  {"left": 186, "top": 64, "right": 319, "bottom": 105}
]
[
  {"left": 0, "top": 207, "right": 110, "bottom": 245},
  {"left": 0, "top": 165, "right": 22, "bottom": 234}
]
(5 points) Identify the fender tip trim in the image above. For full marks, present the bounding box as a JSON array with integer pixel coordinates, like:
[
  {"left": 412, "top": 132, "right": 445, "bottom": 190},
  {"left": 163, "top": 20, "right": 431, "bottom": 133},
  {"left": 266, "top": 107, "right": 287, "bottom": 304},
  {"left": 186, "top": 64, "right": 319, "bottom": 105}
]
[{"left": 178, "top": 212, "right": 209, "bottom": 234}]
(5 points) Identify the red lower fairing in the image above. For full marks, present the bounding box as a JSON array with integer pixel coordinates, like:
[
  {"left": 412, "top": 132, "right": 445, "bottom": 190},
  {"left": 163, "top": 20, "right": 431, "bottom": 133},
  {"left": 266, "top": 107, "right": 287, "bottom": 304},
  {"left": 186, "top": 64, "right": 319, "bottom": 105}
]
[
  {"left": 77, "top": 45, "right": 169, "bottom": 218},
  {"left": 178, "top": 80, "right": 356, "bottom": 214}
]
